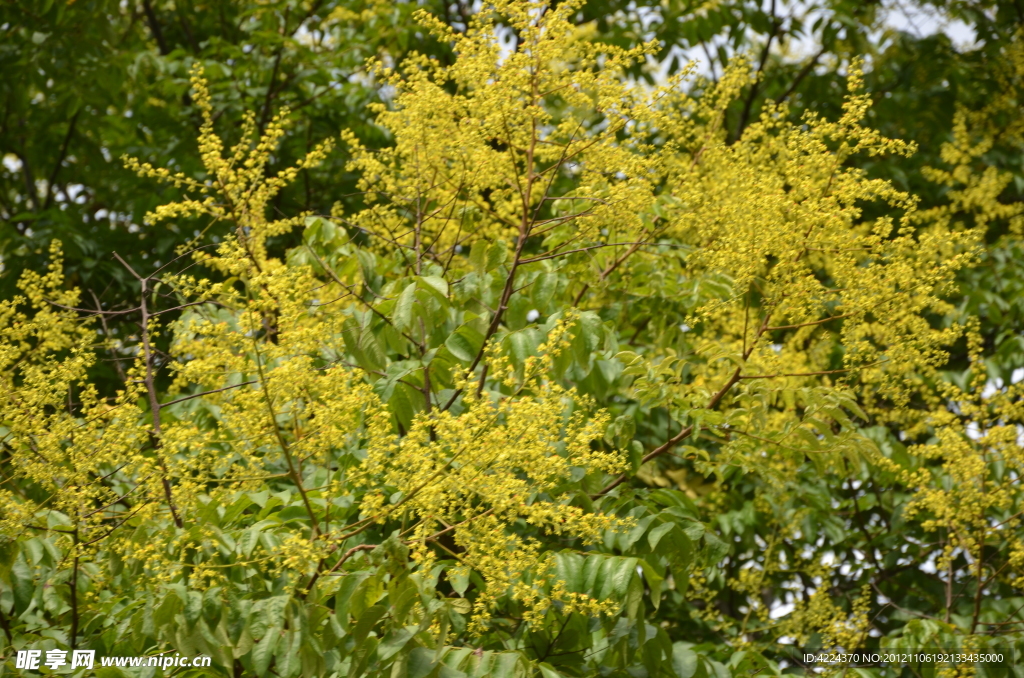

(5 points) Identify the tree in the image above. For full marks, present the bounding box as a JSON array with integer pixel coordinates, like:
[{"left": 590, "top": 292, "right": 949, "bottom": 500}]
[
  {"left": 0, "top": 0, "right": 444, "bottom": 302},
  {"left": 2, "top": 0, "right": 1024, "bottom": 677}
]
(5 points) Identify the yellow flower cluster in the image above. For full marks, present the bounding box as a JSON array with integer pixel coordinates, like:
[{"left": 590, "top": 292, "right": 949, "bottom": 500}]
[
  {"left": 354, "top": 332, "right": 626, "bottom": 632},
  {"left": 2, "top": 68, "right": 631, "bottom": 629},
  {"left": 5, "top": 1, "right": 1022, "bottom": 666},
  {"left": 123, "top": 63, "right": 333, "bottom": 271},
  {"left": 337, "top": 0, "right": 662, "bottom": 258}
]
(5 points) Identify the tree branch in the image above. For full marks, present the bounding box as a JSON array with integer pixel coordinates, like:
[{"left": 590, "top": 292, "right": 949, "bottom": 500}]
[
  {"left": 735, "top": 0, "right": 780, "bottom": 141},
  {"left": 112, "top": 252, "right": 183, "bottom": 528},
  {"left": 43, "top": 110, "right": 79, "bottom": 211},
  {"left": 141, "top": 0, "right": 170, "bottom": 55}
]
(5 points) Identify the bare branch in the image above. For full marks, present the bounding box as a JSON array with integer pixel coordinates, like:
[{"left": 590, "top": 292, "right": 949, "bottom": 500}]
[{"left": 159, "top": 381, "right": 259, "bottom": 408}]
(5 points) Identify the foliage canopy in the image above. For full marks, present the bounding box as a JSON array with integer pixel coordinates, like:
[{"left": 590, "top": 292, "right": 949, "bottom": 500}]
[{"left": 2, "top": 1, "right": 1024, "bottom": 677}]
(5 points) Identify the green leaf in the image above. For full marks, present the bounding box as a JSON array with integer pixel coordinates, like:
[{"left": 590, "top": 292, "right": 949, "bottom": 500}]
[
  {"left": 625, "top": 571, "right": 644, "bottom": 619},
  {"left": 486, "top": 240, "right": 508, "bottom": 270},
  {"left": 303, "top": 215, "right": 324, "bottom": 241},
  {"left": 418, "top": 275, "right": 449, "bottom": 299},
  {"left": 628, "top": 440, "right": 644, "bottom": 473},
  {"left": 184, "top": 590, "right": 203, "bottom": 628},
  {"left": 589, "top": 556, "right": 637, "bottom": 600},
  {"left": 605, "top": 413, "right": 636, "bottom": 447},
  {"left": 445, "top": 324, "right": 485, "bottom": 363},
  {"left": 342, "top": 316, "right": 386, "bottom": 372},
  {"left": 538, "top": 663, "right": 564, "bottom": 678},
  {"left": 350, "top": 575, "right": 384, "bottom": 620},
  {"left": 334, "top": 573, "right": 369, "bottom": 622},
  {"left": 640, "top": 559, "right": 665, "bottom": 610},
  {"left": 240, "top": 520, "right": 273, "bottom": 558},
  {"left": 391, "top": 576, "right": 420, "bottom": 624},
  {"left": 11, "top": 558, "right": 34, "bottom": 613},
  {"left": 449, "top": 566, "right": 470, "bottom": 596},
  {"left": 356, "top": 249, "right": 379, "bottom": 290},
  {"left": 647, "top": 522, "right": 675, "bottom": 551},
  {"left": 489, "top": 653, "right": 523, "bottom": 678},
  {"left": 0, "top": 541, "right": 15, "bottom": 580},
  {"left": 352, "top": 604, "right": 387, "bottom": 645},
  {"left": 444, "top": 333, "right": 474, "bottom": 363},
  {"left": 531, "top": 271, "right": 558, "bottom": 311},
  {"left": 469, "top": 240, "right": 490, "bottom": 274},
  {"left": 275, "top": 629, "right": 300, "bottom": 678},
  {"left": 554, "top": 551, "right": 584, "bottom": 594},
  {"left": 349, "top": 636, "right": 380, "bottom": 678},
  {"left": 672, "top": 643, "right": 699, "bottom": 678},
  {"left": 702, "top": 532, "right": 728, "bottom": 567},
  {"left": 409, "top": 647, "right": 441, "bottom": 678},
  {"left": 154, "top": 589, "right": 182, "bottom": 631},
  {"left": 222, "top": 494, "right": 253, "bottom": 525},
  {"left": 203, "top": 587, "right": 222, "bottom": 627},
  {"left": 654, "top": 524, "right": 694, "bottom": 576},
  {"left": 252, "top": 627, "right": 280, "bottom": 677},
  {"left": 393, "top": 282, "right": 418, "bottom": 332},
  {"left": 390, "top": 381, "right": 424, "bottom": 429},
  {"left": 502, "top": 330, "right": 536, "bottom": 372},
  {"left": 378, "top": 626, "right": 415, "bottom": 661}
]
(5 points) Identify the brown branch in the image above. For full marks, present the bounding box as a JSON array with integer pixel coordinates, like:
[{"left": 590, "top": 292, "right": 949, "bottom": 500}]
[
  {"left": 738, "top": 360, "right": 885, "bottom": 380},
  {"left": 739, "top": 367, "right": 853, "bottom": 380},
  {"left": 112, "top": 252, "right": 183, "bottom": 528},
  {"left": 81, "top": 501, "right": 151, "bottom": 546},
  {"left": 594, "top": 300, "right": 782, "bottom": 497},
  {"left": 330, "top": 412, "right": 508, "bottom": 543},
  {"left": 422, "top": 173, "right": 469, "bottom": 265},
  {"left": 141, "top": 0, "right": 170, "bottom": 55},
  {"left": 43, "top": 110, "right": 79, "bottom": 211},
  {"left": 441, "top": 66, "right": 543, "bottom": 411},
  {"left": 89, "top": 289, "right": 127, "bottom": 383},
  {"left": 80, "top": 476, "right": 152, "bottom": 519},
  {"left": 528, "top": 118, "right": 588, "bottom": 227},
  {"left": 304, "top": 241, "right": 424, "bottom": 351},
  {"left": 159, "top": 381, "right": 258, "bottom": 408},
  {"left": 45, "top": 300, "right": 140, "bottom": 316},
  {"left": 327, "top": 543, "right": 376, "bottom": 575},
  {"left": 572, "top": 237, "right": 646, "bottom": 306},
  {"left": 519, "top": 241, "right": 646, "bottom": 265},
  {"left": 847, "top": 475, "right": 882, "bottom": 570},
  {"left": 735, "top": 0, "right": 779, "bottom": 141},
  {"left": 971, "top": 538, "right": 989, "bottom": 633},
  {"left": 421, "top": 508, "right": 496, "bottom": 543},
  {"left": 248, "top": 326, "right": 321, "bottom": 539},
  {"left": 729, "top": 428, "right": 803, "bottom": 453},
  {"left": 523, "top": 207, "right": 600, "bottom": 238},
  {"left": 775, "top": 46, "right": 827, "bottom": 105},
  {"left": 257, "top": 8, "right": 290, "bottom": 135},
  {"left": 299, "top": 542, "right": 376, "bottom": 598},
  {"left": 0, "top": 603, "right": 11, "bottom": 646},
  {"left": 594, "top": 367, "right": 743, "bottom": 497},
  {"left": 150, "top": 300, "right": 224, "bottom": 316},
  {"left": 766, "top": 312, "right": 855, "bottom": 331}
]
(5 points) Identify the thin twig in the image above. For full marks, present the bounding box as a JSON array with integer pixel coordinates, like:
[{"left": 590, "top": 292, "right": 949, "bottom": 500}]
[
  {"left": 159, "top": 381, "right": 258, "bottom": 408},
  {"left": 112, "top": 252, "right": 183, "bottom": 528}
]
